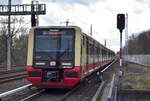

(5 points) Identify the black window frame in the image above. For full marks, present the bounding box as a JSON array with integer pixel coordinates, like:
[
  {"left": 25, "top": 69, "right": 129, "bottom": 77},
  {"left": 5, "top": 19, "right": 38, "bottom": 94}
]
[{"left": 32, "top": 28, "right": 76, "bottom": 69}]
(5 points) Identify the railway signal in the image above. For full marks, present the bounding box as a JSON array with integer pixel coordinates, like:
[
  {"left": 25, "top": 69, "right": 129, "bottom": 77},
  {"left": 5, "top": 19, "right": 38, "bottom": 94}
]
[
  {"left": 117, "top": 13, "right": 125, "bottom": 67},
  {"left": 117, "top": 14, "right": 125, "bottom": 32}
]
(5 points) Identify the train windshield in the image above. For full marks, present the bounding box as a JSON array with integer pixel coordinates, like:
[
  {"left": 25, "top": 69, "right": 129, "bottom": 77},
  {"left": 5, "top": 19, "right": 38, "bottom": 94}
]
[
  {"left": 34, "top": 28, "right": 75, "bottom": 61},
  {"left": 36, "top": 35, "right": 73, "bottom": 52}
]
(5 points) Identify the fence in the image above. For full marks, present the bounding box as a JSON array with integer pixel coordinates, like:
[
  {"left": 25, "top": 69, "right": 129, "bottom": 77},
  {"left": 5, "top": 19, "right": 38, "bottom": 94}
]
[
  {"left": 127, "top": 55, "right": 150, "bottom": 66},
  {"left": 118, "top": 73, "right": 150, "bottom": 89}
]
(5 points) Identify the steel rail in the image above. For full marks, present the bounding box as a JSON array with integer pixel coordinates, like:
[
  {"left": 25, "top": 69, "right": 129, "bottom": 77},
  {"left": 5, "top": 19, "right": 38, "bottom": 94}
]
[
  {"left": 0, "top": 69, "right": 25, "bottom": 75},
  {"left": 58, "top": 59, "right": 117, "bottom": 101},
  {"left": 0, "top": 72, "right": 25, "bottom": 79},
  {"left": 91, "top": 81, "right": 106, "bottom": 101},
  {"left": 101, "top": 59, "right": 117, "bottom": 73},
  {"left": 0, "top": 59, "right": 117, "bottom": 101},
  {"left": 19, "top": 89, "right": 45, "bottom": 101},
  {"left": 0, "top": 74, "right": 26, "bottom": 83},
  {"left": 107, "top": 74, "right": 116, "bottom": 101},
  {"left": 0, "top": 84, "right": 32, "bottom": 101},
  {"left": 91, "top": 59, "right": 117, "bottom": 101},
  {"left": 0, "top": 72, "right": 26, "bottom": 83},
  {"left": 19, "top": 86, "right": 78, "bottom": 101},
  {"left": 58, "top": 84, "right": 81, "bottom": 101}
]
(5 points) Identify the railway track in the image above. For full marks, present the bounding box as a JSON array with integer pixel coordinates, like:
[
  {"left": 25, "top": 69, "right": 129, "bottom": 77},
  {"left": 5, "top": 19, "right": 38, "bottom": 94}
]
[
  {"left": 19, "top": 85, "right": 81, "bottom": 101},
  {"left": 0, "top": 65, "right": 25, "bottom": 72},
  {"left": 0, "top": 59, "right": 117, "bottom": 101},
  {"left": 19, "top": 89, "right": 45, "bottom": 101},
  {"left": 0, "top": 69, "right": 25, "bottom": 75},
  {"left": 0, "top": 69, "right": 26, "bottom": 83},
  {"left": 33, "top": 60, "right": 117, "bottom": 101},
  {"left": 20, "top": 59, "right": 116, "bottom": 101},
  {"left": 58, "top": 85, "right": 81, "bottom": 101}
]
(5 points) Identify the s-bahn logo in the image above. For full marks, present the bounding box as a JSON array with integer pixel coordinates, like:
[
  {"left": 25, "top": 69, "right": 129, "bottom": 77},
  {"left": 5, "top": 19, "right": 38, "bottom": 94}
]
[{"left": 50, "top": 61, "right": 56, "bottom": 66}]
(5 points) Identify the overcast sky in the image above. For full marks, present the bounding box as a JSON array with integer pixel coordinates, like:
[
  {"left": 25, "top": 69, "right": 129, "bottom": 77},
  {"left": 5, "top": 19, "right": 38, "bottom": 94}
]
[{"left": 9, "top": 0, "right": 150, "bottom": 52}]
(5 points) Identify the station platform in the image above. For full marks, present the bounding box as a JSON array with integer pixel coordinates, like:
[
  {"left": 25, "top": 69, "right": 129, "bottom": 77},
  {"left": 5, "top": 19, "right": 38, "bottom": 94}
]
[{"left": 95, "top": 60, "right": 150, "bottom": 101}]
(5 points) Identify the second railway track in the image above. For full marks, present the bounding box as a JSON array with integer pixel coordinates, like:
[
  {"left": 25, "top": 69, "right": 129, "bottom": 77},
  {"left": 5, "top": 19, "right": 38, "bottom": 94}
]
[{"left": 0, "top": 70, "right": 26, "bottom": 83}]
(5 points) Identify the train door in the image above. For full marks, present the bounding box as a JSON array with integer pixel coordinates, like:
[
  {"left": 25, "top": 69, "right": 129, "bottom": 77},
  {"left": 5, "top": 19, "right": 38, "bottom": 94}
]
[
  {"left": 80, "top": 35, "right": 87, "bottom": 77},
  {"left": 89, "top": 41, "right": 93, "bottom": 70},
  {"left": 93, "top": 41, "right": 95, "bottom": 69},
  {"left": 81, "top": 36, "right": 87, "bottom": 75},
  {"left": 86, "top": 38, "right": 89, "bottom": 73},
  {"left": 102, "top": 48, "right": 104, "bottom": 65},
  {"left": 80, "top": 37, "right": 83, "bottom": 76},
  {"left": 87, "top": 38, "right": 93, "bottom": 71}
]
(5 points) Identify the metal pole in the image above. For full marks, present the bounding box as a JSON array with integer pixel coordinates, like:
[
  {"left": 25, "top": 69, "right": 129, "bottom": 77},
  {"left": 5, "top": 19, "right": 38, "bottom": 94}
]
[
  {"left": 125, "top": 14, "right": 127, "bottom": 61},
  {"left": 120, "top": 30, "right": 122, "bottom": 66},
  {"left": 7, "top": 0, "right": 11, "bottom": 70},
  {"left": 125, "top": 13, "right": 128, "bottom": 61},
  {"left": 90, "top": 24, "right": 92, "bottom": 36},
  {"left": 36, "top": 1, "right": 39, "bottom": 26},
  {"left": 105, "top": 40, "right": 106, "bottom": 47},
  {"left": 32, "top": 0, "right": 39, "bottom": 26},
  {"left": 66, "top": 20, "right": 69, "bottom": 26}
]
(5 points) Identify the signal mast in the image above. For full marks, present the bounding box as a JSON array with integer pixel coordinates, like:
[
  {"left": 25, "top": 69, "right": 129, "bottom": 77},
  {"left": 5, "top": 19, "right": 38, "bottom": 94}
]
[{"left": 117, "top": 14, "right": 125, "bottom": 67}]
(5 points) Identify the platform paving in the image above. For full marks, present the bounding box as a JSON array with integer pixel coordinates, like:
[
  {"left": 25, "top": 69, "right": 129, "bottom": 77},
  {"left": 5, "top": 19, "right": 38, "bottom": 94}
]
[{"left": 100, "top": 83, "right": 111, "bottom": 101}]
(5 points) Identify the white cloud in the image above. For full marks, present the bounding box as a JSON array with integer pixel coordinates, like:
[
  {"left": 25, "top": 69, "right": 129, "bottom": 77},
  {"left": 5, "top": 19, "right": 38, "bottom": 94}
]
[{"left": 22, "top": 0, "right": 150, "bottom": 52}]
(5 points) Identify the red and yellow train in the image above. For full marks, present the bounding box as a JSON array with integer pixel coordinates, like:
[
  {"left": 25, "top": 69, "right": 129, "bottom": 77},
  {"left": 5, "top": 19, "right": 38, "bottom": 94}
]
[{"left": 26, "top": 26, "right": 115, "bottom": 88}]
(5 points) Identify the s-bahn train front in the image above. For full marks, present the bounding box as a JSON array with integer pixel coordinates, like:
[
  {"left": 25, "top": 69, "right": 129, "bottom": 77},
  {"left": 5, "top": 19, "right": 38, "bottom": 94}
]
[{"left": 26, "top": 26, "right": 81, "bottom": 88}]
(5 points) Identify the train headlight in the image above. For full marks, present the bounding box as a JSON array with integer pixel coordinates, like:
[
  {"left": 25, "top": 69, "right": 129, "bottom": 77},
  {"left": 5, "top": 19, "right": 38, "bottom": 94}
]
[
  {"left": 35, "top": 62, "right": 45, "bottom": 65},
  {"left": 61, "top": 62, "right": 72, "bottom": 66},
  {"left": 62, "top": 66, "right": 72, "bottom": 69},
  {"left": 61, "top": 62, "right": 72, "bottom": 68}
]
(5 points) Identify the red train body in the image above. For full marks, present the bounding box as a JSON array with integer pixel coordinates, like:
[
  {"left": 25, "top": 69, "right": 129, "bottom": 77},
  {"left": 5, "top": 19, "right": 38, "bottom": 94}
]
[{"left": 26, "top": 26, "right": 115, "bottom": 88}]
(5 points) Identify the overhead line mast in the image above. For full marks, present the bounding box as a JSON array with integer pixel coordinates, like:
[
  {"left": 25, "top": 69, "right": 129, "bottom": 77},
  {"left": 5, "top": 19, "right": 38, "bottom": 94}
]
[
  {"left": 0, "top": 0, "right": 46, "bottom": 70},
  {"left": 60, "top": 19, "right": 73, "bottom": 26},
  {"left": 125, "top": 13, "right": 128, "bottom": 62},
  {"left": 7, "top": 0, "right": 11, "bottom": 70}
]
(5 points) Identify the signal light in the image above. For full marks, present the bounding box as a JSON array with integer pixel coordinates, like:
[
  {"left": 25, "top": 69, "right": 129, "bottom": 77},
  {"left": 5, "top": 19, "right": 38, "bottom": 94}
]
[{"left": 117, "top": 14, "right": 125, "bottom": 31}]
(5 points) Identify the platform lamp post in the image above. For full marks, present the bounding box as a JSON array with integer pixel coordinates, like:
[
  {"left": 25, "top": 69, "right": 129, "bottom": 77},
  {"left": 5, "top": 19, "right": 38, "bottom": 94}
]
[{"left": 117, "top": 14, "right": 125, "bottom": 67}]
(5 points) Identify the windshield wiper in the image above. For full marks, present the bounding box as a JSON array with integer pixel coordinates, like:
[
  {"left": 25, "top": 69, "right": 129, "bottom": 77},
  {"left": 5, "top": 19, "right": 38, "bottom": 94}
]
[{"left": 56, "top": 48, "right": 70, "bottom": 59}]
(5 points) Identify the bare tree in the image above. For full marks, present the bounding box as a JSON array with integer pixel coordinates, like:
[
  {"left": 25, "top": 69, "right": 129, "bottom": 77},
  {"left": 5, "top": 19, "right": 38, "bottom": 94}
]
[
  {"left": 128, "top": 30, "right": 150, "bottom": 55},
  {"left": 0, "top": 16, "right": 29, "bottom": 66}
]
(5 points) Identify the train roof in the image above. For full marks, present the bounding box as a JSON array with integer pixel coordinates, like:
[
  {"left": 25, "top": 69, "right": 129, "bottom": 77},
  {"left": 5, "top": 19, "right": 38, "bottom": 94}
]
[
  {"left": 81, "top": 31, "right": 114, "bottom": 53},
  {"left": 31, "top": 25, "right": 81, "bottom": 30}
]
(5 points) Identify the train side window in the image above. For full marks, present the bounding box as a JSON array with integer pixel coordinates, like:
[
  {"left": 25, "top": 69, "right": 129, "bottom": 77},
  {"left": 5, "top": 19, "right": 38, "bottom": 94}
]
[
  {"left": 97, "top": 47, "right": 100, "bottom": 62},
  {"left": 95, "top": 47, "right": 98, "bottom": 62},
  {"left": 90, "top": 44, "right": 93, "bottom": 63},
  {"left": 99, "top": 47, "right": 102, "bottom": 61},
  {"left": 86, "top": 38, "right": 89, "bottom": 64}
]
